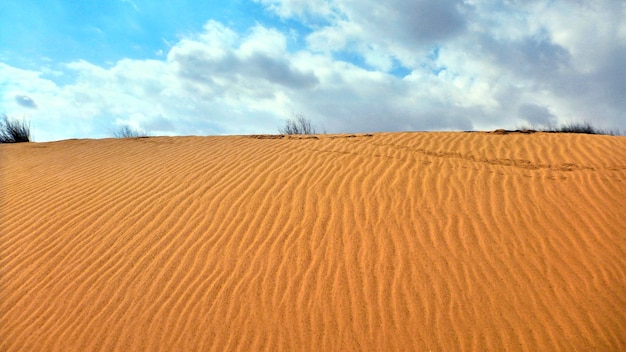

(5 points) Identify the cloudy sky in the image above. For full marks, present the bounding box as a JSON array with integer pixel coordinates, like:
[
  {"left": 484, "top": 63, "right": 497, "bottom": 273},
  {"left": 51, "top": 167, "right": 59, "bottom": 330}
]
[{"left": 1, "top": 0, "right": 624, "bottom": 141}]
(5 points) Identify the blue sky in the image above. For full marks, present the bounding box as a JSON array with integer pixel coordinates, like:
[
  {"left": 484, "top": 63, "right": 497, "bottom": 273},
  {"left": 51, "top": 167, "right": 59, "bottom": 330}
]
[
  {"left": 1, "top": 1, "right": 271, "bottom": 68},
  {"left": 1, "top": 0, "right": 624, "bottom": 141}
]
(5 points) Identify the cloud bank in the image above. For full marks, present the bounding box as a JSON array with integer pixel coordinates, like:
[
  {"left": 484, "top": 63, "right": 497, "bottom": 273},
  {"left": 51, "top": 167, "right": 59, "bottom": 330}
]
[{"left": 1, "top": 0, "right": 623, "bottom": 141}]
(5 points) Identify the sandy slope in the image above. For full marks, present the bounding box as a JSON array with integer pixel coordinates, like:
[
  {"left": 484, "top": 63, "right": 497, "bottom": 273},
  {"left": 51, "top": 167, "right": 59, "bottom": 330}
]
[{"left": 1, "top": 132, "right": 625, "bottom": 351}]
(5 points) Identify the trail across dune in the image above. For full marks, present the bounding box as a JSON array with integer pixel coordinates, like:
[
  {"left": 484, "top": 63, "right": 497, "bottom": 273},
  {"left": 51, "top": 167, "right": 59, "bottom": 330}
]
[{"left": 1, "top": 132, "right": 625, "bottom": 351}]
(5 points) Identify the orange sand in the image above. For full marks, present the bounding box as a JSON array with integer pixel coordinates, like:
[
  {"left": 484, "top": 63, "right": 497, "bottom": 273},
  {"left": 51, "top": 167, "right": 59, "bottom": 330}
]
[{"left": 1, "top": 132, "right": 625, "bottom": 351}]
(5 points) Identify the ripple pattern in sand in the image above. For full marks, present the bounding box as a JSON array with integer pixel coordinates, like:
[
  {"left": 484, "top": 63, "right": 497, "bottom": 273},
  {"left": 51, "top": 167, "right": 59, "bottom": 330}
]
[{"left": 1, "top": 133, "right": 625, "bottom": 351}]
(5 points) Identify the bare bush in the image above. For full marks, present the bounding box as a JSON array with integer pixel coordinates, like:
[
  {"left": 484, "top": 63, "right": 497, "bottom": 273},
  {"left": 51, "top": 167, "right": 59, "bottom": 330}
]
[
  {"left": 1, "top": 115, "right": 31, "bottom": 143},
  {"left": 112, "top": 125, "right": 148, "bottom": 138},
  {"left": 279, "top": 114, "right": 316, "bottom": 135},
  {"left": 516, "top": 121, "right": 622, "bottom": 136},
  {"left": 551, "top": 122, "right": 620, "bottom": 135}
]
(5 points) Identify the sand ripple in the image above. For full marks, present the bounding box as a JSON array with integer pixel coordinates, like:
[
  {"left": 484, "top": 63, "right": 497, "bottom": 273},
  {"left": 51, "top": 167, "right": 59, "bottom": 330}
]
[{"left": 1, "top": 132, "right": 625, "bottom": 351}]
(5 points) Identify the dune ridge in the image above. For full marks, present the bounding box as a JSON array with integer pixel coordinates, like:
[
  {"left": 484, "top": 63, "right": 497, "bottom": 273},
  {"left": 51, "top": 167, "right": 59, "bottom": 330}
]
[{"left": 1, "top": 132, "right": 625, "bottom": 351}]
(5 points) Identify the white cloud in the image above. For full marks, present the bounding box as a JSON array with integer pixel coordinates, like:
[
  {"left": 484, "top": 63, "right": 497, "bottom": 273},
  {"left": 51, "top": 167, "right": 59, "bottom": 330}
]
[
  {"left": 255, "top": 0, "right": 335, "bottom": 19},
  {"left": 306, "top": 20, "right": 360, "bottom": 52}
]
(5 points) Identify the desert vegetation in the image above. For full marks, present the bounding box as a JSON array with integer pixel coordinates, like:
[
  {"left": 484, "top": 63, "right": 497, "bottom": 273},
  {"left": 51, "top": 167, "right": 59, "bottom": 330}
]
[
  {"left": 111, "top": 125, "right": 149, "bottom": 138},
  {"left": 1, "top": 115, "right": 31, "bottom": 143},
  {"left": 518, "top": 121, "right": 622, "bottom": 136},
  {"left": 551, "top": 122, "right": 621, "bottom": 135},
  {"left": 278, "top": 114, "right": 317, "bottom": 135}
]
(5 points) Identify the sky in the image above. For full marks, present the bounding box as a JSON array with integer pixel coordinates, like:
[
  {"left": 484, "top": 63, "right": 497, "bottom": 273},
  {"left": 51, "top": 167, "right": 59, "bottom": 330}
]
[{"left": 1, "top": 0, "right": 624, "bottom": 141}]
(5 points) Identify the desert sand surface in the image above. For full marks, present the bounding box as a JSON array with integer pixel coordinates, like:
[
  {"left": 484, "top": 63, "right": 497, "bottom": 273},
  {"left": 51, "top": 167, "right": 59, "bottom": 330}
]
[{"left": 1, "top": 131, "right": 625, "bottom": 351}]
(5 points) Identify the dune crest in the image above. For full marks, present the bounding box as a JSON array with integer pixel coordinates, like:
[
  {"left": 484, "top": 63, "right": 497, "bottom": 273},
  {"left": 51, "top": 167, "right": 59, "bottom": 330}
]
[{"left": 2, "top": 132, "right": 625, "bottom": 351}]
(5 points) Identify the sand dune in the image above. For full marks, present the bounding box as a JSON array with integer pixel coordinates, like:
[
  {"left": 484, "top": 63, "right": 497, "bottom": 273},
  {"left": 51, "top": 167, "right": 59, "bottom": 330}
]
[{"left": 1, "top": 132, "right": 625, "bottom": 351}]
